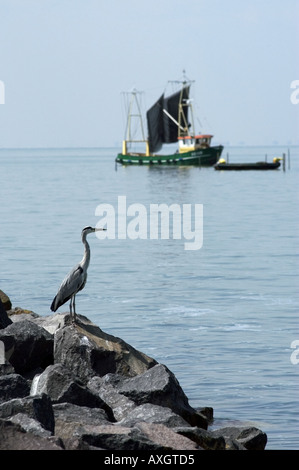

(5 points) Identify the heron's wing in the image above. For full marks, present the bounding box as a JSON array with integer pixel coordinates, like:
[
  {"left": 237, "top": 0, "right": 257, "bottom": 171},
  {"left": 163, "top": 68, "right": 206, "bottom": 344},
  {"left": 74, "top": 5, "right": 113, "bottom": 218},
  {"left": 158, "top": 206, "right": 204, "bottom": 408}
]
[{"left": 51, "top": 264, "right": 86, "bottom": 311}]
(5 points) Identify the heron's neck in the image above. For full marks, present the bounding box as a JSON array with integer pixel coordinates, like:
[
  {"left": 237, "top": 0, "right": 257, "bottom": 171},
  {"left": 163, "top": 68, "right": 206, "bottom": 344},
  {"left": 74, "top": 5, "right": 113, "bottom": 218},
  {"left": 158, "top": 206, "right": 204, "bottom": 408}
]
[{"left": 81, "top": 236, "right": 91, "bottom": 269}]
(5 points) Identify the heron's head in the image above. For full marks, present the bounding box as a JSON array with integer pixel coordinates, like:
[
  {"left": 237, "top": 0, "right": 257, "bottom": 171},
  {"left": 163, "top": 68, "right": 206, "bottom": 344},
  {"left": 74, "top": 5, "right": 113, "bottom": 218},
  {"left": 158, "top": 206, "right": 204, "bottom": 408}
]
[{"left": 81, "top": 226, "right": 106, "bottom": 237}]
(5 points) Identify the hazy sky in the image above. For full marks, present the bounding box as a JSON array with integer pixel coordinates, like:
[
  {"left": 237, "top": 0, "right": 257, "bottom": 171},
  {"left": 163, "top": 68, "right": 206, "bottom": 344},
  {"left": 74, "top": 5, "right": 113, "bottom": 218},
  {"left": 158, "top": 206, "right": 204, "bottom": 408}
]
[{"left": 0, "top": 0, "right": 298, "bottom": 148}]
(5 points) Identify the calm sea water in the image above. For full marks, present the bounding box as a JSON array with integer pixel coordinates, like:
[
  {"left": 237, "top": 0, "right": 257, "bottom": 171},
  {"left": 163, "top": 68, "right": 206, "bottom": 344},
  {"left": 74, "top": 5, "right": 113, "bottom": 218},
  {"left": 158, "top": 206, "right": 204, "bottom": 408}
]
[{"left": 0, "top": 146, "right": 298, "bottom": 450}]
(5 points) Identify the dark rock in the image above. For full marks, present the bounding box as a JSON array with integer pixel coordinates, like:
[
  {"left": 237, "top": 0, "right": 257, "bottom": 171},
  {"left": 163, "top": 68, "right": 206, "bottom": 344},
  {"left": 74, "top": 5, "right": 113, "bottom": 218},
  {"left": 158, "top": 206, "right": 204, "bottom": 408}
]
[
  {"left": 236, "top": 426, "right": 267, "bottom": 450},
  {"left": 117, "top": 403, "right": 190, "bottom": 428},
  {"left": 87, "top": 375, "right": 136, "bottom": 421},
  {"left": 88, "top": 375, "right": 199, "bottom": 430},
  {"left": 106, "top": 363, "right": 208, "bottom": 428},
  {"left": 60, "top": 438, "right": 101, "bottom": 450},
  {"left": 222, "top": 438, "right": 247, "bottom": 450},
  {"left": 0, "top": 308, "right": 268, "bottom": 451},
  {"left": 10, "top": 311, "right": 67, "bottom": 333},
  {"left": 54, "top": 402, "right": 166, "bottom": 450},
  {"left": 32, "top": 363, "right": 114, "bottom": 421},
  {"left": 0, "top": 320, "right": 53, "bottom": 374},
  {"left": 0, "top": 419, "right": 63, "bottom": 450},
  {"left": 0, "top": 394, "right": 55, "bottom": 433},
  {"left": 53, "top": 402, "right": 110, "bottom": 425},
  {"left": 0, "top": 363, "right": 15, "bottom": 376},
  {"left": 196, "top": 406, "right": 214, "bottom": 423},
  {"left": 6, "top": 412, "right": 53, "bottom": 438},
  {"left": 0, "top": 291, "right": 12, "bottom": 312},
  {"left": 176, "top": 426, "right": 226, "bottom": 450},
  {"left": 77, "top": 423, "right": 163, "bottom": 451},
  {"left": 212, "top": 426, "right": 267, "bottom": 450},
  {"left": 53, "top": 402, "right": 111, "bottom": 444},
  {"left": 0, "top": 374, "right": 30, "bottom": 403},
  {"left": 135, "top": 422, "right": 199, "bottom": 450},
  {"left": 54, "top": 315, "right": 157, "bottom": 383},
  {"left": 0, "top": 298, "right": 12, "bottom": 329},
  {"left": 88, "top": 374, "right": 195, "bottom": 434}
]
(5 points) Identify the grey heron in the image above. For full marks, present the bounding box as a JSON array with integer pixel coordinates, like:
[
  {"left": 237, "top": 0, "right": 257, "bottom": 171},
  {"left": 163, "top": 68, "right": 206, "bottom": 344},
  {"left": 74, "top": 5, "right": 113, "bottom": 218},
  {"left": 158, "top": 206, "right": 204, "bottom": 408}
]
[{"left": 50, "top": 226, "right": 106, "bottom": 322}]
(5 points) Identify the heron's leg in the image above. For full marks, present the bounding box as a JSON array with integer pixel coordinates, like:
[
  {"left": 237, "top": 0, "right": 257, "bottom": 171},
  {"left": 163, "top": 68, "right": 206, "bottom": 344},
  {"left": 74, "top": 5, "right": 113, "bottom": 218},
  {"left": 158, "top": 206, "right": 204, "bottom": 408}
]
[
  {"left": 73, "top": 295, "right": 77, "bottom": 323},
  {"left": 69, "top": 296, "right": 73, "bottom": 321}
]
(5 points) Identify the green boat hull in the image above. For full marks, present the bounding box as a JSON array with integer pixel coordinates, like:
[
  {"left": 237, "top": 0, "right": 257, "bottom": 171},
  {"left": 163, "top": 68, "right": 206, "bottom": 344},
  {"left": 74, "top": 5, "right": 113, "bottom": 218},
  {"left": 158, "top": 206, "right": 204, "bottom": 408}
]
[{"left": 116, "top": 146, "right": 223, "bottom": 166}]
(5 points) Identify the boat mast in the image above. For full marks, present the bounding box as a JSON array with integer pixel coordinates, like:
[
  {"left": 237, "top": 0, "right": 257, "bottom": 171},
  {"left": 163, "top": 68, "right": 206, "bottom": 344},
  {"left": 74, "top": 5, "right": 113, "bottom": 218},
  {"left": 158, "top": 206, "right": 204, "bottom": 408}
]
[
  {"left": 122, "top": 89, "right": 150, "bottom": 155},
  {"left": 169, "top": 71, "right": 196, "bottom": 139}
]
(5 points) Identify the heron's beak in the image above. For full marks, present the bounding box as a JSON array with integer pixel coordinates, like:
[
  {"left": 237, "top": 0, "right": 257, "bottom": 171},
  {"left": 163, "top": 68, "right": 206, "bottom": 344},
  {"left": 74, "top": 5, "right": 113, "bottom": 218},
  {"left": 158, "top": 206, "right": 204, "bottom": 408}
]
[{"left": 95, "top": 227, "right": 107, "bottom": 231}]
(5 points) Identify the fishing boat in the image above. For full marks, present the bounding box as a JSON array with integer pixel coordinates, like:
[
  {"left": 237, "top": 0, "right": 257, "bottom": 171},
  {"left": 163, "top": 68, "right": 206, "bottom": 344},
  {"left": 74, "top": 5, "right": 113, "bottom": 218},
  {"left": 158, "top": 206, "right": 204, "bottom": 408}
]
[
  {"left": 214, "top": 157, "right": 282, "bottom": 171},
  {"left": 116, "top": 76, "right": 223, "bottom": 166}
]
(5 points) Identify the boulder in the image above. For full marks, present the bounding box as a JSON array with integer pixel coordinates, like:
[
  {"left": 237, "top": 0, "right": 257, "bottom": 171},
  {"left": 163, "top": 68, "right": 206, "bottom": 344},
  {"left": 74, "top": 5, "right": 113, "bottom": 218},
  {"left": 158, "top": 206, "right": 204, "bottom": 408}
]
[
  {"left": 53, "top": 402, "right": 111, "bottom": 443},
  {"left": 0, "top": 363, "right": 15, "bottom": 375},
  {"left": 9, "top": 311, "right": 70, "bottom": 334},
  {"left": 0, "top": 419, "right": 63, "bottom": 450},
  {"left": 0, "top": 394, "right": 55, "bottom": 433},
  {"left": 212, "top": 426, "right": 267, "bottom": 450},
  {"left": 196, "top": 406, "right": 214, "bottom": 423},
  {"left": 222, "top": 438, "right": 247, "bottom": 450},
  {"left": 53, "top": 315, "right": 157, "bottom": 382},
  {"left": 117, "top": 403, "right": 190, "bottom": 428},
  {"left": 74, "top": 423, "right": 163, "bottom": 451},
  {"left": 103, "top": 364, "right": 208, "bottom": 428},
  {"left": 0, "top": 320, "right": 53, "bottom": 374},
  {"left": 0, "top": 374, "right": 30, "bottom": 403},
  {"left": 0, "top": 298, "right": 12, "bottom": 329},
  {"left": 176, "top": 426, "right": 226, "bottom": 450},
  {"left": 31, "top": 363, "right": 114, "bottom": 421},
  {"left": 6, "top": 412, "right": 54, "bottom": 438},
  {"left": 88, "top": 375, "right": 136, "bottom": 421},
  {"left": 52, "top": 402, "right": 196, "bottom": 450},
  {"left": 7, "top": 310, "right": 40, "bottom": 323},
  {"left": 0, "top": 291, "right": 12, "bottom": 312},
  {"left": 135, "top": 422, "right": 199, "bottom": 450}
]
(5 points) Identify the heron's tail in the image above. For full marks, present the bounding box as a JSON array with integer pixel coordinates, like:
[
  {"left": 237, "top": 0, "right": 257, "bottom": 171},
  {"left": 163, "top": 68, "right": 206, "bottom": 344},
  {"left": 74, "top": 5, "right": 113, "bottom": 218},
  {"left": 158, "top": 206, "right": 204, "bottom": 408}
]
[{"left": 50, "top": 296, "right": 58, "bottom": 312}]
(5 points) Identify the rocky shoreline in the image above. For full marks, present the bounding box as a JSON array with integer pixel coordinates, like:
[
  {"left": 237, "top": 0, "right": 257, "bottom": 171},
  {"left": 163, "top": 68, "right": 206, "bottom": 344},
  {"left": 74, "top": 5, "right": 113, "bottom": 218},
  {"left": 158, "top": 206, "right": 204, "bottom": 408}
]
[{"left": 0, "top": 292, "right": 267, "bottom": 451}]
